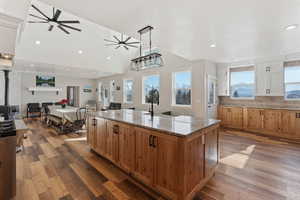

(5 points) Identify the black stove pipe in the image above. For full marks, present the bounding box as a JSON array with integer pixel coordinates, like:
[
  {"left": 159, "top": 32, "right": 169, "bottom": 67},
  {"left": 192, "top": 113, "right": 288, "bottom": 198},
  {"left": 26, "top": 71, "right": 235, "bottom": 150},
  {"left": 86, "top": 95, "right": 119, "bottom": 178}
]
[{"left": 3, "top": 70, "right": 9, "bottom": 106}]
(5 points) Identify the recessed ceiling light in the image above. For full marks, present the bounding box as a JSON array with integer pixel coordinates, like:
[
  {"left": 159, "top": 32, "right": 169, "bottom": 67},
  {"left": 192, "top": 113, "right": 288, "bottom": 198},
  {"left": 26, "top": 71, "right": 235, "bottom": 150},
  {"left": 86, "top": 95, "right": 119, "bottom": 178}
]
[
  {"left": 285, "top": 24, "right": 298, "bottom": 31},
  {"left": 210, "top": 44, "right": 216, "bottom": 48},
  {"left": 106, "top": 56, "right": 111, "bottom": 60},
  {"left": 30, "top": 64, "right": 35, "bottom": 67},
  {"left": 35, "top": 40, "right": 41, "bottom": 45},
  {"left": 78, "top": 50, "right": 83, "bottom": 54}
]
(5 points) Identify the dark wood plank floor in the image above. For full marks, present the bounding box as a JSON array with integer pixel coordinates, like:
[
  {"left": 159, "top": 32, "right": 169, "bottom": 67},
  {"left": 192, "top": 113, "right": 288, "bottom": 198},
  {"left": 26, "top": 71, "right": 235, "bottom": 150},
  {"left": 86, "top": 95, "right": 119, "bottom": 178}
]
[{"left": 15, "top": 120, "right": 300, "bottom": 200}]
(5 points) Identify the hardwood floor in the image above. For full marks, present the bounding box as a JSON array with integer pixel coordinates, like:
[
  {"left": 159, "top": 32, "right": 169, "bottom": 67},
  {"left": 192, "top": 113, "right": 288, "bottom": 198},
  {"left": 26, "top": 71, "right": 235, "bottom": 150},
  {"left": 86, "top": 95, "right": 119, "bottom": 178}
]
[{"left": 15, "top": 120, "right": 300, "bottom": 200}]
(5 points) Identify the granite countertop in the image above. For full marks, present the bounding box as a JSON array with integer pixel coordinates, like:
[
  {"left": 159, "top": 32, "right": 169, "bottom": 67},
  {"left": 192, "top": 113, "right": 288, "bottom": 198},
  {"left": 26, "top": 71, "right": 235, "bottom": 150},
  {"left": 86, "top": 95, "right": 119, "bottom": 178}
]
[
  {"left": 90, "top": 109, "right": 220, "bottom": 137},
  {"left": 221, "top": 105, "right": 300, "bottom": 111}
]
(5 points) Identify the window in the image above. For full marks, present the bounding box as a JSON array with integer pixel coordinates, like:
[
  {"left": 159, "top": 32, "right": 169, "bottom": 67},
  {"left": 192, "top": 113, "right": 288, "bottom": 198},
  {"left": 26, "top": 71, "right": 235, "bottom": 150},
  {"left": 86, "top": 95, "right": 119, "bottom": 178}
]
[
  {"left": 143, "top": 75, "right": 160, "bottom": 104},
  {"left": 208, "top": 77, "right": 216, "bottom": 105},
  {"left": 230, "top": 66, "right": 255, "bottom": 98},
  {"left": 98, "top": 82, "right": 103, "bottom": 102},
  {"left": 172, "top": 71, "right": 191, "bottom": 106},
  {"left": 110, "top": 80, "right": 115, "bottom": 102},
  {"left": 284, "top": 64, "right": 300, "bottom": 100},
  {"left": 123, "top": 79, "right": 133, "bottom": 103}
]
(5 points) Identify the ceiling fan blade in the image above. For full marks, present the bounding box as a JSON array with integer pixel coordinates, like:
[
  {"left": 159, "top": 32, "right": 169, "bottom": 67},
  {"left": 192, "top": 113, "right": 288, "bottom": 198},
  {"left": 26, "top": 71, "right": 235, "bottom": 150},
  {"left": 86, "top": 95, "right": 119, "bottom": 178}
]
[
  {"left": 105, "top": 44, "right": 119, "bottom": 46},
  {"left": 53, "top": 9, "right": 62, "bottom": 21},
  {"left": 113, "top": 36, "right": 121, "bottom": 42},
  {"left": 48, "top": 25, "right": 54, "bottom": 31},
  {"left": 28, "top": 21, "right": 48, "bottom": 23},
  {"left": 30, "top": 14, "right": 48, "bottom": 21},
  {"left": 57, "top": 20, "right": 80, "bottom": 24},
  {"left": 104, "top": 39, "right": 118, "bottom": 43},
  {"left": 124, "top": 46, "right": 129, "bottom": 50},
  {"left": 59, "top": 24, "right": 81, "bottom": 32},
  {"left": 58, "top": 25, "right": 70, "bottom": 34},
  {"left": 124, "top": 36, "right": 131, "bottom": 43},
  {"left": 126, "top": 41, "right": 140, "bottom": 44},
  {"left": 31, "top": 5, "right": 50, "bottom": 20},
  {"left": 126, "top": 44, "right": 139, "bottom": 48},
  {"left": 115, "top": 45, "right": 120, "bottom": 49}
]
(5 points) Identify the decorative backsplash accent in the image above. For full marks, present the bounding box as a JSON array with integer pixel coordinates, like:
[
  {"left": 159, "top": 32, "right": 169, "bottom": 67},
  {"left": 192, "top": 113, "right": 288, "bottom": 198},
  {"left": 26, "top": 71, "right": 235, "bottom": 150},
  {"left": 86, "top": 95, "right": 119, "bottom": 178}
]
[{"left": 219, "top": 96, "right": 300, "bottom": 109}]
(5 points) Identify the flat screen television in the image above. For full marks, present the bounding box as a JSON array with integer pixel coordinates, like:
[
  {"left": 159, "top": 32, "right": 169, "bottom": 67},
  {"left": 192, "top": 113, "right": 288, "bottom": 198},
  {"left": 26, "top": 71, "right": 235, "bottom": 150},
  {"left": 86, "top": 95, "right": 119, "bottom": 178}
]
[{"left": 36, "top": 75, "right": 55, "bottom": 87}]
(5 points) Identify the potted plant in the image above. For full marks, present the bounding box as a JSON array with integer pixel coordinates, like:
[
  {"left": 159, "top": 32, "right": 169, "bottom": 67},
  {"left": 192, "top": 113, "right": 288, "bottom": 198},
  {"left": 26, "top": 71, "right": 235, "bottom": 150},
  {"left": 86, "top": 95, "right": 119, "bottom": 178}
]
[{"left": 59, "top": 99, "right": 68, "bottom": 108}]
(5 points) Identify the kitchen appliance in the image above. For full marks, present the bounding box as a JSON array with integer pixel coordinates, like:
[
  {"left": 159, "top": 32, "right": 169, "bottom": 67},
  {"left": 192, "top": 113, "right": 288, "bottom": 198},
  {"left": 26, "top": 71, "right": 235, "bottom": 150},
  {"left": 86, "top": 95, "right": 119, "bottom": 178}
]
[{"left": 0, "top": 69, "right": 16, "bottom": 200}]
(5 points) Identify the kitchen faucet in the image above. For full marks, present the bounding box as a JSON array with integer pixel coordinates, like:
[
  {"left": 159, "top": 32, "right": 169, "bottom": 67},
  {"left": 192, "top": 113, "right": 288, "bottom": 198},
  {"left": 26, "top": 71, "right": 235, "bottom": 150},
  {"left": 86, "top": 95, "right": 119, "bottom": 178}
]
[{"left": 149, "top": 87, "right": 159, "bottom": 118}]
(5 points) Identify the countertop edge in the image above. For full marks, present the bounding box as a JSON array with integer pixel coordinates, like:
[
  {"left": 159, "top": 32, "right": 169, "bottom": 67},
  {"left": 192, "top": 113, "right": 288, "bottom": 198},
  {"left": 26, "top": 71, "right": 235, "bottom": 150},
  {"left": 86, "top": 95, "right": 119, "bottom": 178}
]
[
  {"left": 220, "top": 105, "right": 300, "bottom": 111},
  {"left": 90, "top": 114, "right": 220, "bottom": 137}
]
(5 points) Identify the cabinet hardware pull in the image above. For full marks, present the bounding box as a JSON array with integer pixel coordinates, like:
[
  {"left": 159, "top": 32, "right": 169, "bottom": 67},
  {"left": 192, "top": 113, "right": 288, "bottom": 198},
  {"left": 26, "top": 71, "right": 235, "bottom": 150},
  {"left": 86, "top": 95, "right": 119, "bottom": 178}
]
[
  {"left": 152, "top": 136, "right": 157, "bottom": 148},
  {"left": 149, "top": 135, "right": 153, "bottom": 147},
  {"left": 113, "top": 125, "right": 119, "bottom": 134}
]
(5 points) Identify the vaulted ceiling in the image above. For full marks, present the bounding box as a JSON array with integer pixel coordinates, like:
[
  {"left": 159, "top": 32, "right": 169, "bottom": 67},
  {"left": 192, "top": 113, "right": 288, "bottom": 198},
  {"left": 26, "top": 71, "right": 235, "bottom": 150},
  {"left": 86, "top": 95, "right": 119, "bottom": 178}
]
[
  {"left": 38, "top": 0, "right": 300, "bottom": 62},
  {"left": 14, "top": 0, "right": 139, "bottom": 78},
  {"left": 11, "top": 0, "right": 300, "bottom": 78}
]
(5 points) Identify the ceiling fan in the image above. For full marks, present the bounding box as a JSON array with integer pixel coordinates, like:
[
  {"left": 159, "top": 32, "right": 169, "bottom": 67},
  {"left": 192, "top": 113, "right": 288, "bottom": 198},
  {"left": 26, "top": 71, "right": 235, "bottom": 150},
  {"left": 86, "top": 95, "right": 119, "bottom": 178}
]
[
  {"left": 104, "top": 34, "right": 140, "bottom": 50},
  {"left": 28, "top": 4, "right": 82, "bottom": 34}
]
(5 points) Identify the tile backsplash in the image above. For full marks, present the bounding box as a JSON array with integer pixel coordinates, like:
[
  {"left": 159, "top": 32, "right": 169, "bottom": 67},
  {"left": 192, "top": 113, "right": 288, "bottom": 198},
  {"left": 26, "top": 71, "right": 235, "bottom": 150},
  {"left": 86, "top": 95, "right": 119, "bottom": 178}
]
[{"left": 219, "top": 96, "right": 300, "bottom": 109}]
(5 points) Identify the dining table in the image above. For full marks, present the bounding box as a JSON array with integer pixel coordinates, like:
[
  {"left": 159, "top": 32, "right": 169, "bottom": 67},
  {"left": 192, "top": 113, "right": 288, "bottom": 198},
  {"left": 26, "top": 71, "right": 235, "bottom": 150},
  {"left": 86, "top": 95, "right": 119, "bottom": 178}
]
[{"left": 48, "top": 105, "right": 80, "bottom": 133}]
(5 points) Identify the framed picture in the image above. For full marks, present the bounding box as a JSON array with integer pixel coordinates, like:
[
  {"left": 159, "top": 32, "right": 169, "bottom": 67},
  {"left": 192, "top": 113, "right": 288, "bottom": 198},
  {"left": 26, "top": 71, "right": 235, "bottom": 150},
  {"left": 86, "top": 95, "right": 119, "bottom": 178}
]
[
  {"left": 83, "top": 85, "right": 93, "bottom": 93},
  {"left": 36, "top": 75, "right": 55, "bottom": 87}
]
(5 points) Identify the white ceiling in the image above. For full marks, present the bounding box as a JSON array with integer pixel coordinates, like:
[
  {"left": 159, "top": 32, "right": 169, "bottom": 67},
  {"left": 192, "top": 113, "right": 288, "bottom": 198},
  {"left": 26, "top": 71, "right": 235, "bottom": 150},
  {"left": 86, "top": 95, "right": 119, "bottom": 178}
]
[
  {"left": 38, "top": 0, "right": 300, "bottom": 63},
  {"left": 14, "top": 0, "right": 139, "bottom": 78}
]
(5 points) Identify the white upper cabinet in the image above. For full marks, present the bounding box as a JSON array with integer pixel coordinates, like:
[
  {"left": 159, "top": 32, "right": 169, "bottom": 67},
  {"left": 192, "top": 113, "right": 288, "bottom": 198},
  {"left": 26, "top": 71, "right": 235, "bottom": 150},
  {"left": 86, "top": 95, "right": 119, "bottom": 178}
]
[
  {"left": 255, "top": 62, "right": 284, "bottom": 96},
  {"left": 217, "top": 64, "right": 229, "bottom": 96}
]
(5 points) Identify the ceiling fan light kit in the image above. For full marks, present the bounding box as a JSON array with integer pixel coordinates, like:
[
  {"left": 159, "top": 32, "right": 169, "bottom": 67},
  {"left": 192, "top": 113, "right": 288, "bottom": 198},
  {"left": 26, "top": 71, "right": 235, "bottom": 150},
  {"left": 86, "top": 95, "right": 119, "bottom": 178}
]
[
  {"left": 131, "top": 25, "right": 163, "bottom": 71},
  {"left": 29, "top": 4, "right": 82, "bottom": 35}
]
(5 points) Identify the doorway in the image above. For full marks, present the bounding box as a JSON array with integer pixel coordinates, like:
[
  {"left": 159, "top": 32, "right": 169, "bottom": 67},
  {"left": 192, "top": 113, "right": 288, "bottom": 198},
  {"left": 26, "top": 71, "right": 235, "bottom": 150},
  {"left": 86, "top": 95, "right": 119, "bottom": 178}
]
[
  {"left": 67, "top": 86, "right": 80, "bottom": 107},
  {"left": 207, "top": 75, "right": 217, "bottom": 118}
]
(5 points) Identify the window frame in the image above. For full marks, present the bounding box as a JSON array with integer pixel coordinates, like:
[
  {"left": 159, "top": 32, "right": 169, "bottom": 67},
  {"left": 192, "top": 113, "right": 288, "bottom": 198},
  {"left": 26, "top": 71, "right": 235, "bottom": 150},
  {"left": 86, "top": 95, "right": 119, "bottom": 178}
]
[
  {"left": 229, "top": 66, "right": 255, "bottom": 100},
  {"left": 142, "top": 74, "right": 160, "bottom": 105},
  {"left": 284, "top": 65, "right": 300, "bottom": 101},
  {"left": 172, "top": 70, "right": 192, "bottom": 107},
  {"left": 123, "top": 79, "right": 134, "bottom": 104}
]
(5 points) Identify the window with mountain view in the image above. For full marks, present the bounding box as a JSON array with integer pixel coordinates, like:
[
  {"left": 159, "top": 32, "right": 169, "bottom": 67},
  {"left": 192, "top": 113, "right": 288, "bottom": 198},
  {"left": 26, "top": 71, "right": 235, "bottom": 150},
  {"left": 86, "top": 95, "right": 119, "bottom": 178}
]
[
  {"left": 173, "top": 71, "right": 191, "bottom": 105},
  {"left": 124, "top": 79, "right": 133, "bottom": 103},
  {"left": 285, "top": 65, "right": 300, "bottom": 100},
  {"left": 230, "top": 67, "right": 255, "bottom": 98},
  {"left": 143, "top": 75, "right": 160, "bottom": 104}
]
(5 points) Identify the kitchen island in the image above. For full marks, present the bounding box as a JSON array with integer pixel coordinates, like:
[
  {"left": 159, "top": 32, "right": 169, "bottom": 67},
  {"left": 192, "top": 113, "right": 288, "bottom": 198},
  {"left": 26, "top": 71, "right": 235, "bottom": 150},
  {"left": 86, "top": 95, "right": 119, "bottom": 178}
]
[{"left": 87, "top": 109, "right": 220, "bottom": 200}]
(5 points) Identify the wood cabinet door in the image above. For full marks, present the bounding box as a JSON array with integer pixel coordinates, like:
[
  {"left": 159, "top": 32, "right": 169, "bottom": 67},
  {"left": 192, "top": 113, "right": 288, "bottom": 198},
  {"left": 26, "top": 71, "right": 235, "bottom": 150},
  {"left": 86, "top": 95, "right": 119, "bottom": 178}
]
[
  {"left": 281, "top": 111, "right": 300, "bottom": 138},
  {"left": 153, "top": 133, "right": 179, "bottom": 198},
  {"left": 246, "top": 108, "right": 263, "bottom": 130},
  {"left": 231, "top": 107, "right": 243, "bottom": 129},
  {"left": 87, "top": 117, "right": 97, "bottom": 149},
  {"left": 262, "top": 110, "right": 281, "bottom": 134},
  {"left": 134, "top": 127, "right": 155, "bottom": 186},
  {"left": 96, "top": 118, "right": 107, "bottom": 155},
  {"left": 205, "top": 128, "right": 219, "bottom": 177},
  {"left": 222, "top": 107, "right": 233, "bottom": 126},
  {"left": 106, "top": 121, "right": 119, "bottom": 163},
  {"left": 119, "top": 124, "right": 136, "bottom": 172}
]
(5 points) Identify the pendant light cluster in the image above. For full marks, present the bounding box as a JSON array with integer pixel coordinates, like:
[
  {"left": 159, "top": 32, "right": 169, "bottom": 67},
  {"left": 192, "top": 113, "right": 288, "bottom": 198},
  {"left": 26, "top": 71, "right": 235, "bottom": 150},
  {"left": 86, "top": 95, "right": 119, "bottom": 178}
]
[{"left": 131, "top": 26, "right": 163, "bottom": 71}]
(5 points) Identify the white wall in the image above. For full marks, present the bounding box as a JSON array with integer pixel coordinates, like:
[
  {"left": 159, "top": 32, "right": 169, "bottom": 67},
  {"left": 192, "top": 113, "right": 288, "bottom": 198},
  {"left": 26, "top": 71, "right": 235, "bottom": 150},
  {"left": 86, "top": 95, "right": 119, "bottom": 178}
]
[
  {"left": 97, "top": 50, "right": 217, "bottom": 119},
  {"left": 0, "top": 71, "right": 97, "bottom": 115},
  {"left": 20, "top": 73, "right": 97, "bottom": 114}
]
